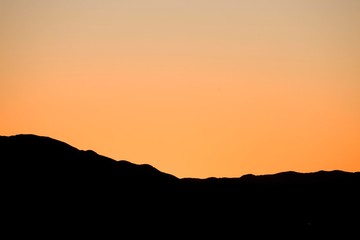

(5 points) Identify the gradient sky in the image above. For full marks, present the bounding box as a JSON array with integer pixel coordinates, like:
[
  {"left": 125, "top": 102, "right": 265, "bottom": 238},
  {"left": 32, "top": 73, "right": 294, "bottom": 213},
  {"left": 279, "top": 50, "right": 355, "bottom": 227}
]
[{"left": 1, "top": 0, "right": 359, "bottom": 178}]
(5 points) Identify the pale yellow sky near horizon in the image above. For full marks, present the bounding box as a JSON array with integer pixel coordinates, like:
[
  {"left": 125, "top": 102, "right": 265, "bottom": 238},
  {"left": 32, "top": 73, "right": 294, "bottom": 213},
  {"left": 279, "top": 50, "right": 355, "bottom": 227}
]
[{"left": 1, "top": 0, "right": 359, "bottom": 178}]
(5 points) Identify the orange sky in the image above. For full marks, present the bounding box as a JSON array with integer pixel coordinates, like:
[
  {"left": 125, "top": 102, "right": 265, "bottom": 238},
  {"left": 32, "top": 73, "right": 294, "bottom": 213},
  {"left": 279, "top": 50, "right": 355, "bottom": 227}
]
[{"left": 1, "top": 0, "right": 359, "bottom": 178}]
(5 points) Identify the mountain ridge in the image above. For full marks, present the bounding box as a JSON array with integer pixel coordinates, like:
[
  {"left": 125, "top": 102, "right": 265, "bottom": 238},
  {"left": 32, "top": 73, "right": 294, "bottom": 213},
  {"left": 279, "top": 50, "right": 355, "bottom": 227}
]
[
  {"left": 1, "top": 133, "right": 359, "bottom": 238},
  {"left": 3, "top": 133, "right": 358, "bottom": 180}
]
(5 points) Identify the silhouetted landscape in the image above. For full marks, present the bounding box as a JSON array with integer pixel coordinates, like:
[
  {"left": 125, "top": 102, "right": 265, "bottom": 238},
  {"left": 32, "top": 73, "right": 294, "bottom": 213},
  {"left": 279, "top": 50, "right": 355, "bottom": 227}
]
[{"left": 2, "top": 134, "right": 359, "bottom": 238}]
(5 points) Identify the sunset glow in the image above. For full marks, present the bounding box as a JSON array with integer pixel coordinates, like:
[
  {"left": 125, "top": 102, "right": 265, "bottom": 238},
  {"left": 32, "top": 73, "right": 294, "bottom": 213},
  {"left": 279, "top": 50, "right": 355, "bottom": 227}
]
[{"left": 1, "top": 0, "right": 359, "bottom": 178}]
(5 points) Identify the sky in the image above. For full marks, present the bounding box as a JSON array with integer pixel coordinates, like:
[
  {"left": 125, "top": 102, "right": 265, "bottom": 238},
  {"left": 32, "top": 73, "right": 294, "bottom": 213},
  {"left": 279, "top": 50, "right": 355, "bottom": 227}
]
[{"left": 1, "top": 0, "right": 359, "bottom": 178}]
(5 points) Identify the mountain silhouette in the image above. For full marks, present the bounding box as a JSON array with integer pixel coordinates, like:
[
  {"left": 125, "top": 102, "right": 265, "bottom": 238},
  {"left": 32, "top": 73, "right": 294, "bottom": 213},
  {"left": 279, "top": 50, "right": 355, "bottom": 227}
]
[{"left": 1, "top": 134, "right": 359, "bottom": 238}]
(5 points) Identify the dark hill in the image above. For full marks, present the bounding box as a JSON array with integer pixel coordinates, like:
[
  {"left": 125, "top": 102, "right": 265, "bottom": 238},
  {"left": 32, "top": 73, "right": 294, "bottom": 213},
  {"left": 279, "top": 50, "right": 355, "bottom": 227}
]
[{"left": 1, "top": 134, "right": 359, "bottom": 238}]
